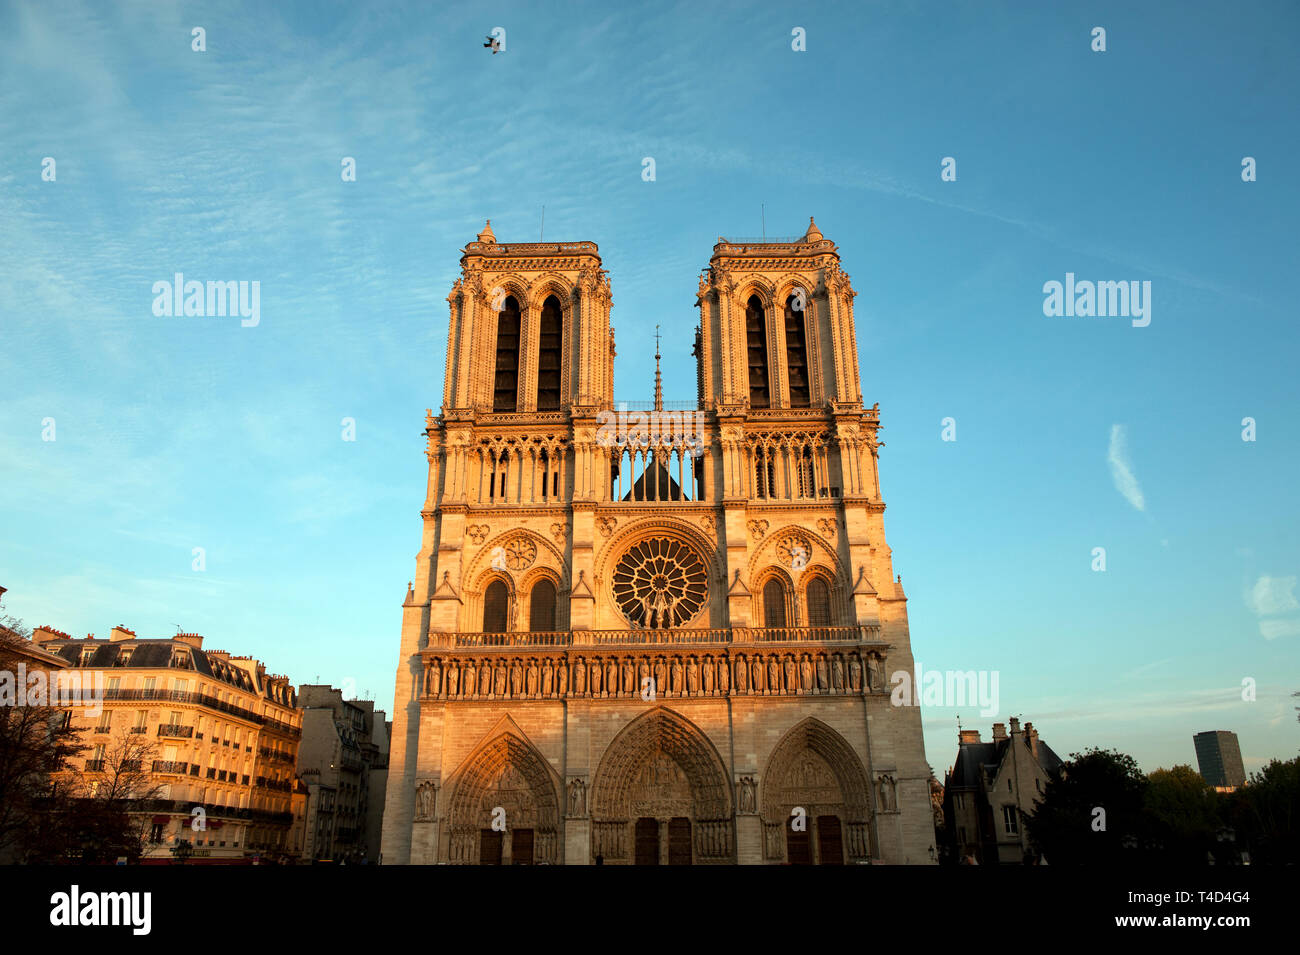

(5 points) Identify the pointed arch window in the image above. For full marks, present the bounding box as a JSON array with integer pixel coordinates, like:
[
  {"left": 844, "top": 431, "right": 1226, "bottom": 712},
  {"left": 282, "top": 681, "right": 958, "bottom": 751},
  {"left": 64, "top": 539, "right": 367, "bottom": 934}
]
[
  {"left": 483, "top": 579, "right": 509, "bottom": 633},
  {"left": 762, "top": 578, "right": 788, "bottom": 628},
  {"left": 493, "top": 296, "right": 522, "bottom": 412},
  {"left": 784, "top": 293, "right": 810, "bottom": 407},
  {"left": 745, "top": 295, "right": 770, "bottom": 408},
  {"left": 537, "top": 295, "right": 563, "bottom": 410},
  {"left": 528, "top": 579, "right": 557, "bottom": 632},
  {"left": 806, "top": 577, "right": 832, "bottom": 627}
]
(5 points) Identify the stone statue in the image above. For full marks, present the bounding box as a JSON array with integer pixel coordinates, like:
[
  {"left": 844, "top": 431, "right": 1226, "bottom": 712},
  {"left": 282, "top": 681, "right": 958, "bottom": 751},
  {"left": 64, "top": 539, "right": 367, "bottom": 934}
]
[
  {"left": 542, "top": 659, "right": 554, "bottom": 696},
  {"left": 703, "top": 657, "right": 715, "bottom": 695},
  {"left": 816, "top": 655, "right": 828, "bottom": 692},
  {"left": 623, "top": 659, "right": 635, "bottom": 694},
  {"left": 637, "top": 659, "right": 650, "bottom": 693},
  {"left": 447, "top": 661, "right": 459, "bottom": 697},
  {"left": 653, "top": 658, "right": 665, "bottom": 694},
  {"left": 590, "top": 658, "right": 603, "bottom": 696},
  {"left": 878, "top": 774, "right": 896, "bottom": 812},
  {"left": 574, "top": 658, "right": 586, "bottom": 695},
  {"left": 832, "top": 656, "right": 844, "bottom": 691},
  {"left": 510, "top": 659, "right": 523, "bottom": 697},
  {"left": 604, "top": 658, "right": 617, "bottom": 696},
  {"left": 784, "top": 656, "right": 796, "bottom": 693},
  {"left": 416, "top": 780, "right": 437, "bottom": 820},
  {"left": 718, "top": 656, "right": 729, "bottom": 695},
  {"left": 769, "top": 656, "right": 780, "bottom": 693},
  {"left": 557, "top": 659, "right": 568, "bottom": 696},
  {"left": 493, "top": 661, "right": 507, "bottom": 697},
  {"left": 567, "top": 778, "right": 586, "bottom": 816},
  {"left": 738, "top": 776, "right": 756, "bottom": 814},
  {"left": 526, "top": 660, "right": 539, "bottom": 697},
  {"left": 867, "top": 653, "right": 882, "bottom": 692},
  {"left": 687, "top": 657, "right": 700, "bottom": 695},
  {"left": 429, "top": 660, "right": 442, "bottom": 697},
  {"left": 849, "top": 655, "right": 862, "bottom": 691},
  {"left": 752, "top": 656, "right": 764, "bottom": 693},
  {"left": 671, "top": 658, "right": 683, "bottom": 695},
  {"left": 799, "top": 656, "right": 812, "bottom": 692},
  {"left": 735, "top": 655, "right": 747, "bottom": 693}
]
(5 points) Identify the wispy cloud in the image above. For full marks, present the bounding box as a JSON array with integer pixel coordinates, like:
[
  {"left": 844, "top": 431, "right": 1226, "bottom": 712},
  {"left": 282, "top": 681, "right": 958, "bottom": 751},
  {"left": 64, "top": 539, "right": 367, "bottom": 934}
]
[{"left": 1107, "top": 424, "right": 1145, "bottom": 512}]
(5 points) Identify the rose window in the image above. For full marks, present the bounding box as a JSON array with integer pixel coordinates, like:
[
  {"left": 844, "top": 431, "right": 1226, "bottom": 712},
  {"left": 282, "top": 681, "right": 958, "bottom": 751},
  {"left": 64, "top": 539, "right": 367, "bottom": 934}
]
[
  {"left": 612, "top": 537, "right": 708, "bottom": 629},
  {"left": 776, "top": 534, "right": 811, "bottom": 571},
  {"left": 503, "top": 537, "right": 537, "bottom": 571}
]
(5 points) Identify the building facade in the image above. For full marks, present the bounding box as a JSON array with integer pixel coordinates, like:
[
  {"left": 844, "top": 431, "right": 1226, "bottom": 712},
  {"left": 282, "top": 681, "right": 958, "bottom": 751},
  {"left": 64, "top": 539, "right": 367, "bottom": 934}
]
[
  {"left": 34, "top": 625, "right": 302, "bottom": 863},
  {"left": 381, "top": 219, "right": 934, "bottom": 864},
  {"left": 943, "top": 718, "right": 1062, "bottom": 864},
  {"left": 295, "top": 685, "right": 387, "bottom": 863},
  {"left": 1193, "top": 730, "right": 1246, "bottom": 790}
]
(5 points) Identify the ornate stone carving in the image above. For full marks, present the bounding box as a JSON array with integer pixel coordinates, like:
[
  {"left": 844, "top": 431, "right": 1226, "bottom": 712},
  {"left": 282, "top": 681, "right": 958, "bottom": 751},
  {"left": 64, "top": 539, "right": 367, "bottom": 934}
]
[
  {"left": 567, "top": 777, "right": 587, "bottom": 817},
  {"left": 738, "top": 776, "right": 757, "bottom": 814},
  {"left": 611, "top": 536, "right": 708, "bottom": 629},
  {"left": 467, "top": 524, "right": 490, "bottom": 545},
  {"left": 503, "top": 536, "right": 537, "bottom": 570},
  {"left": 877, "top": 774, "right": 897, "bottom": 813},
  {"left": 415, "top": 779, "right": 438, "bottom": 820},
  {"left": 550, "top": 522, "right": 566, "bottom": 543},
  {"left": 776, "top": 533, "right": 811, "bottom": 572},
  {"left": 747, "top": 519, "right": 769, "bottom": 541},
  {"left": 817, "top": 518, "right": 836, "bottom": 539},
  {"left": 596, "top": 516, "right": 617, "bottom": 538}
]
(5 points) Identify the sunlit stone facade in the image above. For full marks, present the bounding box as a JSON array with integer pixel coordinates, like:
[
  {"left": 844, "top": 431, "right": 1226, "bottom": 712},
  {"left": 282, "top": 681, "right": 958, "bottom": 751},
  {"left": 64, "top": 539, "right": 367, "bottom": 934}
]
[{"left": 381, "top": 219, "right": 933, "bottom": 864}]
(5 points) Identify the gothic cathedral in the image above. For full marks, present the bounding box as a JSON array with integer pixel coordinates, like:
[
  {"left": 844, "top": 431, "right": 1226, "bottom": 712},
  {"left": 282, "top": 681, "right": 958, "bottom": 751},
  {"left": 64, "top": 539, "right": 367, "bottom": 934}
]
[{"left": 380, "top": 218, "right": 934, "bottom": 864}]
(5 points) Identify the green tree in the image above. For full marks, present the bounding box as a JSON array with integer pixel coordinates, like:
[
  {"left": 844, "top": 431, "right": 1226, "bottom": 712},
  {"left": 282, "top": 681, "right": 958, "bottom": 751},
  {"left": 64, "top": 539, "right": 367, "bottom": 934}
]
[
  {"left": 1024, "top": 748, "right": 1149, "bottom": 864},
  {"left": 1144, "top": 764, "right": 1221, "bottom": 864},
  {"left": 1226, "top": 755, "right": 1299, "bottom": 864}
]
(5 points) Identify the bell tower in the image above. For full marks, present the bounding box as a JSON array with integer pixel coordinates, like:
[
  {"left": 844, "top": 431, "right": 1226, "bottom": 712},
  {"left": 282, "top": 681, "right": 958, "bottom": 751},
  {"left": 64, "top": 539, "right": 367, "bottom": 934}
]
[
  {"left": 442, "top": 220, "right": 614, "bottom": 416},
  {"left": 696, "top": 217, "right": 863, "bottom": 413}
]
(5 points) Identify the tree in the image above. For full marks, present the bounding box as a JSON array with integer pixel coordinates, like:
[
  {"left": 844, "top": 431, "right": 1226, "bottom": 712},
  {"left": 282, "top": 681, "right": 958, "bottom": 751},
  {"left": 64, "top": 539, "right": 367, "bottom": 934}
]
[
  {"left": 0, "top": 604, "right": 87, "bottom": 863},
  {"left": 1023, "top": 748, "right": 1149, "bottom": 864},
  {"left": 1144, "top": 764, "right": 1221, "bottom": 864},
  {"left": 1226, "top": 755, "right": 1299, "bottom": 865}
]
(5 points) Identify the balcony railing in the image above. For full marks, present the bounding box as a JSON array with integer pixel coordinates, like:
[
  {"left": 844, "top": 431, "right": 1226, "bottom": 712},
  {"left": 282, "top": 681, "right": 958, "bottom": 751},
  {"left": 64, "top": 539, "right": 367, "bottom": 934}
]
[
  {"left": 430, "top": 625, "right": 881, "bottom": 650},
  {"left": 84, "top": 760, "right": 105, "bottom": 772},
  {"left": 157, "top": 724, "right": 194, "bottom": 739},
  {"left": 453, "top": 631, "right": 570, "bottom": 648},
  {"left": 151, "top": 760, "right": 189, "bottom": 775},
  {"left": 95, "top": 689, "right": 301, "bottom": 737}
]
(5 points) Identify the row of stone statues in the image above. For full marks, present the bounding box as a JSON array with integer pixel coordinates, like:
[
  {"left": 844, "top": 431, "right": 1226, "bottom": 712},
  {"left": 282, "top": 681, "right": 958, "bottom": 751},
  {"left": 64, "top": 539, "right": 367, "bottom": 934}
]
[{"left": 420, "top": 650, "right": 888, "bottom": 700}]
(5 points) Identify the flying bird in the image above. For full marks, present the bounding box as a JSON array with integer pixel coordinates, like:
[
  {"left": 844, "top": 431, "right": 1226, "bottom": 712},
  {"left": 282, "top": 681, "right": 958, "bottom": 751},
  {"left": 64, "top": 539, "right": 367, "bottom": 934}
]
[{"left": 483, "top": 35, "right": 501, "bottom": 54}]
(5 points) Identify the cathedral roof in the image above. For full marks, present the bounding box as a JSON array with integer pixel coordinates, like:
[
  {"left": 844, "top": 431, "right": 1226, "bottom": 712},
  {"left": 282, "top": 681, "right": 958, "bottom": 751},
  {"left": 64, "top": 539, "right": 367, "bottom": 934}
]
[{"left": 476, "top": 219, "right": 496, "bottom": 243}]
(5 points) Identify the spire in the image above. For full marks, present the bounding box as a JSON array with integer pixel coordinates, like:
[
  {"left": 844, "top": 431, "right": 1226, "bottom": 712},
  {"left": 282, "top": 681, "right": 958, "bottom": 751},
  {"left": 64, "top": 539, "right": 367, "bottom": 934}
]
[
  {"left": 653, "top": 324, "right": 663, "bottom": 412},
  {"left": 803, "top": 215, "right": 823, "bottom": 242},
  {"left": 476, "top": 219, "right": 496, "bottom": 243}
]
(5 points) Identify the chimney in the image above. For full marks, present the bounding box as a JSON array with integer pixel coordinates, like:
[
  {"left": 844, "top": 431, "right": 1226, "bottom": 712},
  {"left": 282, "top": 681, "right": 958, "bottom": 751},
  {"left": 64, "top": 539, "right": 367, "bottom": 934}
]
[
  {"left": 110, "top": 625, "right": 136, "bottom": 642},
  {"left": 174, "top": 632, "right": 204, "bottom": 649},
  {"left": 1026, "top": 722, "right": 1039, "bottom": 757},
  {"left": 958, "top": 729, "right": 981, "bottom": 745},
  {"left": 991, "top": 722, "right": 1007, "bottom": 740},
  {"left": 1009, "top": 716, "right": 1021, "bottom": 735},
  {"left": 32, "top": 625, "right": 71, "bottom": 645}
]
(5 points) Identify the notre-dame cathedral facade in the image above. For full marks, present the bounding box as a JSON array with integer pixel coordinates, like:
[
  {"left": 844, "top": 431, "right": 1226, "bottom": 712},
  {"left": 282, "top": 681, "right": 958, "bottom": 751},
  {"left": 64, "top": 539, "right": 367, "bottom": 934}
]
[{"left": 380, "top": 218, "right": 934, "bottom": 864}]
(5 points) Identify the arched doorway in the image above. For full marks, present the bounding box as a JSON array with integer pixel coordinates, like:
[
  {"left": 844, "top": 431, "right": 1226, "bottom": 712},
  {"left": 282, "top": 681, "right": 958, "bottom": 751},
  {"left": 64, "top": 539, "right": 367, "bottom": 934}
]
[
  {"left": 445, "top": 731, "right": 562, "bottom": 864},
  {"left": 760, "top": 718, "right": 873, "bottom": 864},
  {"left": 590, "top": 708, "right": 733, "bottom": 864}
]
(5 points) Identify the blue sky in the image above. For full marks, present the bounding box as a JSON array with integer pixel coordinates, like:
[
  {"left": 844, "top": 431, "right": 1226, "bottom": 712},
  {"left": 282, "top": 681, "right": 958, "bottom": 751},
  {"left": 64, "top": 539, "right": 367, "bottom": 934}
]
[{"left": 2, "top": 0, "right": 1297, "bottom": 777}]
